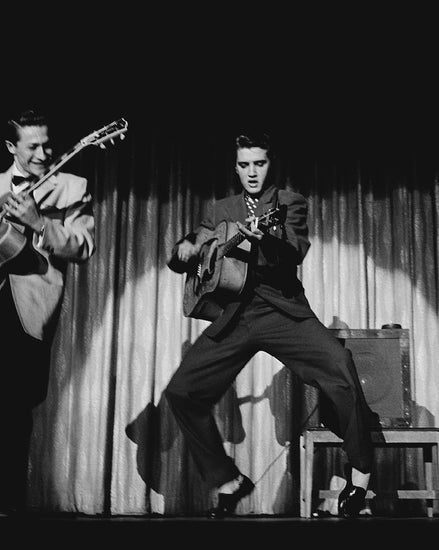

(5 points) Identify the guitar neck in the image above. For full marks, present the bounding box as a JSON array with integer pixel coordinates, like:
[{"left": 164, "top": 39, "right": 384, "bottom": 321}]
[
  {"left": 220, "top": 212, "right": 277, "bottom": 258},
  {"left": 0, "top": 141, "right": 85, "bottom": 222},
  {"left": 27, "top": 141, "right": 85, "bottom": 193},
  {"left": 221, "top": 231, "right": 246, "bottom": 257},
  {"left": 8, "top": 118, "right": 127, "bottom": 198}
]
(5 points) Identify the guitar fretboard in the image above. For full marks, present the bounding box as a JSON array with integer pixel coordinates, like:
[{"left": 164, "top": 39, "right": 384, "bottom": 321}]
[
  {"left": 219, "top": 209, "right": 279, "bottom": 258},
  {"left": 221, "top": 232, "right": 246, "bottom": 258},
  {"left": 0, "top": 118, "right": 127, "bottom": 222}
]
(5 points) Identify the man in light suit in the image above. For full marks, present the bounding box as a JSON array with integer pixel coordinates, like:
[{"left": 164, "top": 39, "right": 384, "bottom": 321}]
[
  {"left": 0, "top": 109, "right": 95, "bottom": 515},
  {"left": 165, "top": 132, "right": 378, "bottom": 519}
]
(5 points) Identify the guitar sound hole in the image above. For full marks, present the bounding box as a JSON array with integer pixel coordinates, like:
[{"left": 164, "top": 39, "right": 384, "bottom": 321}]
[
  {"left": 193, "top": 278, "right": 199, "bottom": 294},
  {"left": 208, "top": 249, "right": 217, "bottom": 276}
]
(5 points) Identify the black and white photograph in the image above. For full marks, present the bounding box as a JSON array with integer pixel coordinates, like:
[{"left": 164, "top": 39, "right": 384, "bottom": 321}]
[{"left": 1, "top": 6, "right": 439, "bottom": 545}]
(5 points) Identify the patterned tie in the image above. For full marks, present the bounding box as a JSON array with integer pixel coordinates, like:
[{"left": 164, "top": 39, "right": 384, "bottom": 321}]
[{"left": 244, "top": 193, "right": 259, "bottom": 218}]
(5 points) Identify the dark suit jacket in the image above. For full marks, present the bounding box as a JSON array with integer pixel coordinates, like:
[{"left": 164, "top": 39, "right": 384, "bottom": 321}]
[{"left": 169, "top": 184, "right": 316, "bottom": 338}]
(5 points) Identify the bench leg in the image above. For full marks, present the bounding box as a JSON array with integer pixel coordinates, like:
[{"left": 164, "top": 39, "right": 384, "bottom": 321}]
[
  {"left": 423, "top": 445, "right": 433, "bottom": 518},
  {"left": 300, "top": 435, "right": 305, "bottom": 517},
  {"left": 303, "top": 433, "right": 314, "bottom": 518}
]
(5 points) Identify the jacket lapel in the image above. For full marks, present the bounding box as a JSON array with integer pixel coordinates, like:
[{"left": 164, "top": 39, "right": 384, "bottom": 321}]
[
  {"left": 0, "top": 166, "right": 57, "bottom": 206},
  {"left": 0, "top": 167, "right": 13, "bottom": 202},
  {"left": 255, "top": 185, "right": 277, "bottom": 217},
  {"left": 32, "top": 175, "right": 57, "bottom": 205},
  {"left": 225, "top": 192, "right": 248, "bottom": 223}
]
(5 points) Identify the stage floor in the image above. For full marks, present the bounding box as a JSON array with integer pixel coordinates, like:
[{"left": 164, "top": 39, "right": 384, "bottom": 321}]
[{"left": 2, "top": 513, "right": 439, "bottom": 545}]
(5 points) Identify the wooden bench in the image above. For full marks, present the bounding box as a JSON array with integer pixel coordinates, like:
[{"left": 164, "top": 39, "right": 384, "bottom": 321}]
[{"left": 300, "top": 427, "right": 439, "bottom": 518}]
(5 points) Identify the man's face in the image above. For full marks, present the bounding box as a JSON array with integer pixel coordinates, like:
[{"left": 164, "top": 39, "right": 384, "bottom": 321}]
[
  {"left": 6, "top": 125, "right": 53, "bottom": 178},
  {"left": 235, "top": 146, "right": 270, "bottom": 195}
]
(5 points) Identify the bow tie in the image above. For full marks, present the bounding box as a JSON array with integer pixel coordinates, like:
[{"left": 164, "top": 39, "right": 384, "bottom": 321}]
[{"left": 12, "top": 175, "right": 33, "bottom": 187}]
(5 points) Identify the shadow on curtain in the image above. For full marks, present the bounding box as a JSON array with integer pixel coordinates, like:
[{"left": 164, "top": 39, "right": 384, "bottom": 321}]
[{"left": 24, "top": 117, "right": 439, "bottom": 517}]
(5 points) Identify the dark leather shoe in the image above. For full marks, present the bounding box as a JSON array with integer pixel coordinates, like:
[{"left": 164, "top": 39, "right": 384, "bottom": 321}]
[
  {"left": 207, "top": 475, "right": 255, "bottom": 519},
  {"left": 338, "top": 463, "right": 367, "bottom": 518}
]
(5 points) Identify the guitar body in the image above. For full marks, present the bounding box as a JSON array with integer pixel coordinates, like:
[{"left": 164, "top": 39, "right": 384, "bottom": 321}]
[
  {"left": 0, "top": 221, "right": 27, "bottom": 266},
  {"left": 183, "top": 220, "right": 250, "bottom": 321},
  {"left": 182, "top": 206, "right": 283, "bottom": 321}
]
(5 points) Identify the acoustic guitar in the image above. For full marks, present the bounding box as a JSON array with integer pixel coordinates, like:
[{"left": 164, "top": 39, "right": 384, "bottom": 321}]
[
  {"left": 0, "top": 118, "right": 128, "bottom": 267},
  {"left": 183, "top": 207, "right": 283, "bottom": 321}
]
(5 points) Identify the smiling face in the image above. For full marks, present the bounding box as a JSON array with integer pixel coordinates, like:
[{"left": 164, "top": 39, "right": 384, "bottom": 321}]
[
  {"left": 5, "top": 124, "right": 53, "bottom": 178},
  {"left": 235, "top": 146, "right": 271, "bottom": 196}
]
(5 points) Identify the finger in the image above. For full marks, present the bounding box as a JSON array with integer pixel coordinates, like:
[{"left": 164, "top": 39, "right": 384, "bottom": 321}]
[
  {"left": 6, "top": 197, "right": 17, "bottom": 208},
  {"left": 237, "top": 222, "right": 251, "bottom": 236}
]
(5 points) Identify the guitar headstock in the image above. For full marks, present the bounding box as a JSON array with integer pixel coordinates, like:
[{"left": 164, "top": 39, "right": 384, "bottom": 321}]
[
  {"left": 80, "top": 118, "right": 128, "bottom": 148},
  {"left": 258, "top": 207, "right": 285, "bottom": 229}
]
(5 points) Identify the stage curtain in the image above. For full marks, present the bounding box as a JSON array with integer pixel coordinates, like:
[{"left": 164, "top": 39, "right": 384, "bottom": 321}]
[{"left": 27, "top": 133, "right": 439, "bottom": 517}]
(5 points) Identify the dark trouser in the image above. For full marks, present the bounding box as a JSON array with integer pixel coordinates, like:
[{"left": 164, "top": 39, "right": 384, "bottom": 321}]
[
  {"left": 0, "top": 280, "right": 51, "bottom": 512},
  {"left": 165, "top": 293, "right": 374, "bottom": 489}
]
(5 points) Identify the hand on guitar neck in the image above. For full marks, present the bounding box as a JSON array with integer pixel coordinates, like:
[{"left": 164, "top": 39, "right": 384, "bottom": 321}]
[{"left": 236, "top": 216, "right": 264, "bottom": 242}]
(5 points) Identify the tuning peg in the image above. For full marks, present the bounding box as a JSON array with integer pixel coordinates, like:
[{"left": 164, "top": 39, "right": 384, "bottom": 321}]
[
  {"left": 100, "top": 143, "right": 106, "bottom": 149},
  {"left": 120, "top": 134, "right": 125, "bottom": 140},
  {"left": 110, "top": 138, "right": 115, "bottom": 145}
]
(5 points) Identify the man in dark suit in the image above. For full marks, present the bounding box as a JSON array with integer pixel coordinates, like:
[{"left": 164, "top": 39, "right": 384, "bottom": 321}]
[
  {"left": 165, "top": 132, "right": 375, "bottom": 519},
  {"left": 0, "top": 109, "right": 95, "bottom": 515}
]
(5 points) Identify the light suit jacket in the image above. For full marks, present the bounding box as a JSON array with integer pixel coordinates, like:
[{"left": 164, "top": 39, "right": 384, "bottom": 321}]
[{"left": 0, "top": 165, "right": 95, "bottom": 341}]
